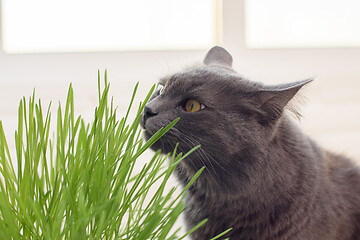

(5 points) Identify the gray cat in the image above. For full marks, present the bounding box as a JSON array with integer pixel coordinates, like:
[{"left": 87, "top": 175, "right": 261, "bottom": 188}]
[{"left": 140, "top": 46, "right": 360, "bottom": 240}]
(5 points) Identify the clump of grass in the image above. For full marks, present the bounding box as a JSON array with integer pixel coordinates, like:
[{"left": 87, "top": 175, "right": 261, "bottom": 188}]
[{"left": 0, "top": 71, "right": 205, "bottom": 239}]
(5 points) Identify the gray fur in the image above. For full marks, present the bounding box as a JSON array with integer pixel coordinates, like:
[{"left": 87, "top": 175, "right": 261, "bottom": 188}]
[{"left": 140, "top": 46, "right": 360, "bottom": 240}]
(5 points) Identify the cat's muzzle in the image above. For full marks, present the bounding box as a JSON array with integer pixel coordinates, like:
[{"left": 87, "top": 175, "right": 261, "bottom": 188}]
[{"left": 140, "top": 105, "right": 158, "bottom": 130}]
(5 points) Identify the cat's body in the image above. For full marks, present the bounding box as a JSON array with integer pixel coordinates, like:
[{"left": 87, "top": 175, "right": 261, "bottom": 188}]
[{"left": 140, "top": 46, "right": 360, "bottom": 239}]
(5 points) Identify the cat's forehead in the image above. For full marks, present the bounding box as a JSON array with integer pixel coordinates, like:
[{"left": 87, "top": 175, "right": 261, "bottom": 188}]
[
  {"left": 160, "top": 66, "right": 236, "bottom": 87},
  {"left": 159, "top": 66, "right": 259, "bottom": 94}
]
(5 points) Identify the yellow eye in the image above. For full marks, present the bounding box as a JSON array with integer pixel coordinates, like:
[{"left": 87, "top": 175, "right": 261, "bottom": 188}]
[{"left": 185, "top": 99, "right": 204, "bottom": 112}]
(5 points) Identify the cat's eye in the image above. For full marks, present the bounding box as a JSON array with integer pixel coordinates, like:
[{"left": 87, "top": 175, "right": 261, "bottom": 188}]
[{"left": 185, "top": 99, "right": 205, "bottom": 112}]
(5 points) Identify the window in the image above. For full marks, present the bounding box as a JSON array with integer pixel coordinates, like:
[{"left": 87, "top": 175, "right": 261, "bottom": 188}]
[
  {"left": 245, "top": 0, "right": 360, "bottom": 48},
  {"left": 1, "top": 0, "right": 219, "bottom": 53}
]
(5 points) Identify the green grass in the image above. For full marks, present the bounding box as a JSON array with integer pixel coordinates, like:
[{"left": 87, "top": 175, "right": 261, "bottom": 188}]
[{"left": 0, "top": 71, "right": 209, "bottom": 240}]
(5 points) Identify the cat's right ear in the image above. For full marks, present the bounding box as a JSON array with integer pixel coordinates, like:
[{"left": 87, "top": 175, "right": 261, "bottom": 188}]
[{"left": 203, "top": 46, "right": 233, "bottom": 68}]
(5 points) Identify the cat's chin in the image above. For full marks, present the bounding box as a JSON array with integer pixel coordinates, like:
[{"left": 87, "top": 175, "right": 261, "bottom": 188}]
[
  {"left": 149, "top": 138, "right": 174, "bottom": 154},
  {"left": 142, "top": 130, "right": 153, "bottom": 142},
  {"left": 143, "top": 130, "right": 166, "bottom": 152}
]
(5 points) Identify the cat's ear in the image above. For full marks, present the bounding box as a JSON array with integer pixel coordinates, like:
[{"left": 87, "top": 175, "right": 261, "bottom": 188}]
[
  {"left": 256, "top": 78, "right": 313, "bottom": 121},
  {"left": 203, "top": 46, "right": 233, "bottom": 67}
]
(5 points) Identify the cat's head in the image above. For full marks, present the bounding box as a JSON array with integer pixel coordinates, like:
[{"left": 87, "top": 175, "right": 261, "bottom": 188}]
[{"left": 140, "top": 46, "right": 311, "bottom": 187}]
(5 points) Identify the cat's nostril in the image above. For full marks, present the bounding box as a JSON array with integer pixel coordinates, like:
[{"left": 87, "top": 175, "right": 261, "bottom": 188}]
[
  {"left": 144, "top": 106, "right": 157, "bottom": 118},
  {"left": 142, "top": 105, "right": 158, "bottom": 127}
]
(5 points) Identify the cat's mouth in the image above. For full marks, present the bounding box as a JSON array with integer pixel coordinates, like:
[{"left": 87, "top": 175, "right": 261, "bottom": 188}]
[
  {"left": 140, "top": 122, "right": 155, "bottom": 141},
  {"left": 140, "top": 117, "right": 157, "bottom": 138},
  {"left": 140, "top": 113, "right": 161, "bottom": 141},
  {"left": 140, "top": 109, "right": 179, "bottom": 136},
  {"left": 142, "top": 127, "right": 176, "bottom": 154},
  {"left": 139, "top": 112, "right": 147, "bottom": 130},
  {"left": 141, "top": 119, "right": 183, "bottom": 154}
]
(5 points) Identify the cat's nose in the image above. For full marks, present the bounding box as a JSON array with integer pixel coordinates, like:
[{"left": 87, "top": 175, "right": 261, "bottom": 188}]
[{"left": 140, "top": 105, "right": 158, "bottom": 128}]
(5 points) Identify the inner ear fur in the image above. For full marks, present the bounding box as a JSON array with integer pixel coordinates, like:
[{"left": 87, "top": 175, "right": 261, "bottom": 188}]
[{"left": 256, "top": 79, "right": 313, "bottom": 122}]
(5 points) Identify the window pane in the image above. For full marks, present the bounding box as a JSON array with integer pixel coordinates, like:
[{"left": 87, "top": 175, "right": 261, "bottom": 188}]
[
  {"left": 245, "top": 0, "right": 360, "bottom": 48},
  {"left": 1, "top": 0, "right": 218, "bottom": 53}
]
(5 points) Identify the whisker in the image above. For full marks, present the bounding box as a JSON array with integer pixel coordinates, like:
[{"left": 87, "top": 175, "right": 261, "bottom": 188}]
[
  {"left": 184, "top": 132, "right": 235, "bottom": 177},
  {"left": 182, "top": 134, "right": 216, "bottom": 172},
  {"left": 178, "top": 146, "right": 199, "bottom": 174},
  {"left": 178, "top": 132, "right": 221, "bottom": 190},
  {"left": 163, "top": 127, "right": 228, "bottom": 190}
]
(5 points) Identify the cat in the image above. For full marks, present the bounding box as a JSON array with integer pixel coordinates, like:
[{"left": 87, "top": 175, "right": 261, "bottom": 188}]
[{"left": 140, "top": 46, "right": 360, "bottom": 240}]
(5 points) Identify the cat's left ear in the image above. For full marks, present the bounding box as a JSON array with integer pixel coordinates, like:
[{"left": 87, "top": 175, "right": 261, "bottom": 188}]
[
  {"left": 203, "top": 46, "right": 233, "bottom": 67},
  {"left": 257, "top": 78, "right": 313, "bottom": 121}
]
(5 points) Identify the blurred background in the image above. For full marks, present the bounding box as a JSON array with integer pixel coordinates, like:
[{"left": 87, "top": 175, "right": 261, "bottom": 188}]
[{"left": 1, "top": 0, "right": 360, "bottom": 171}]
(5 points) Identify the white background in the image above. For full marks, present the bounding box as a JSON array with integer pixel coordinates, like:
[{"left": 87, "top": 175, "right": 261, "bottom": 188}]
[
  {"left": 2, "top": 0, "right": 216, "bottom": 53},
  {"left": 245, "top": 0, "right": 360, "bottom": 48}
]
